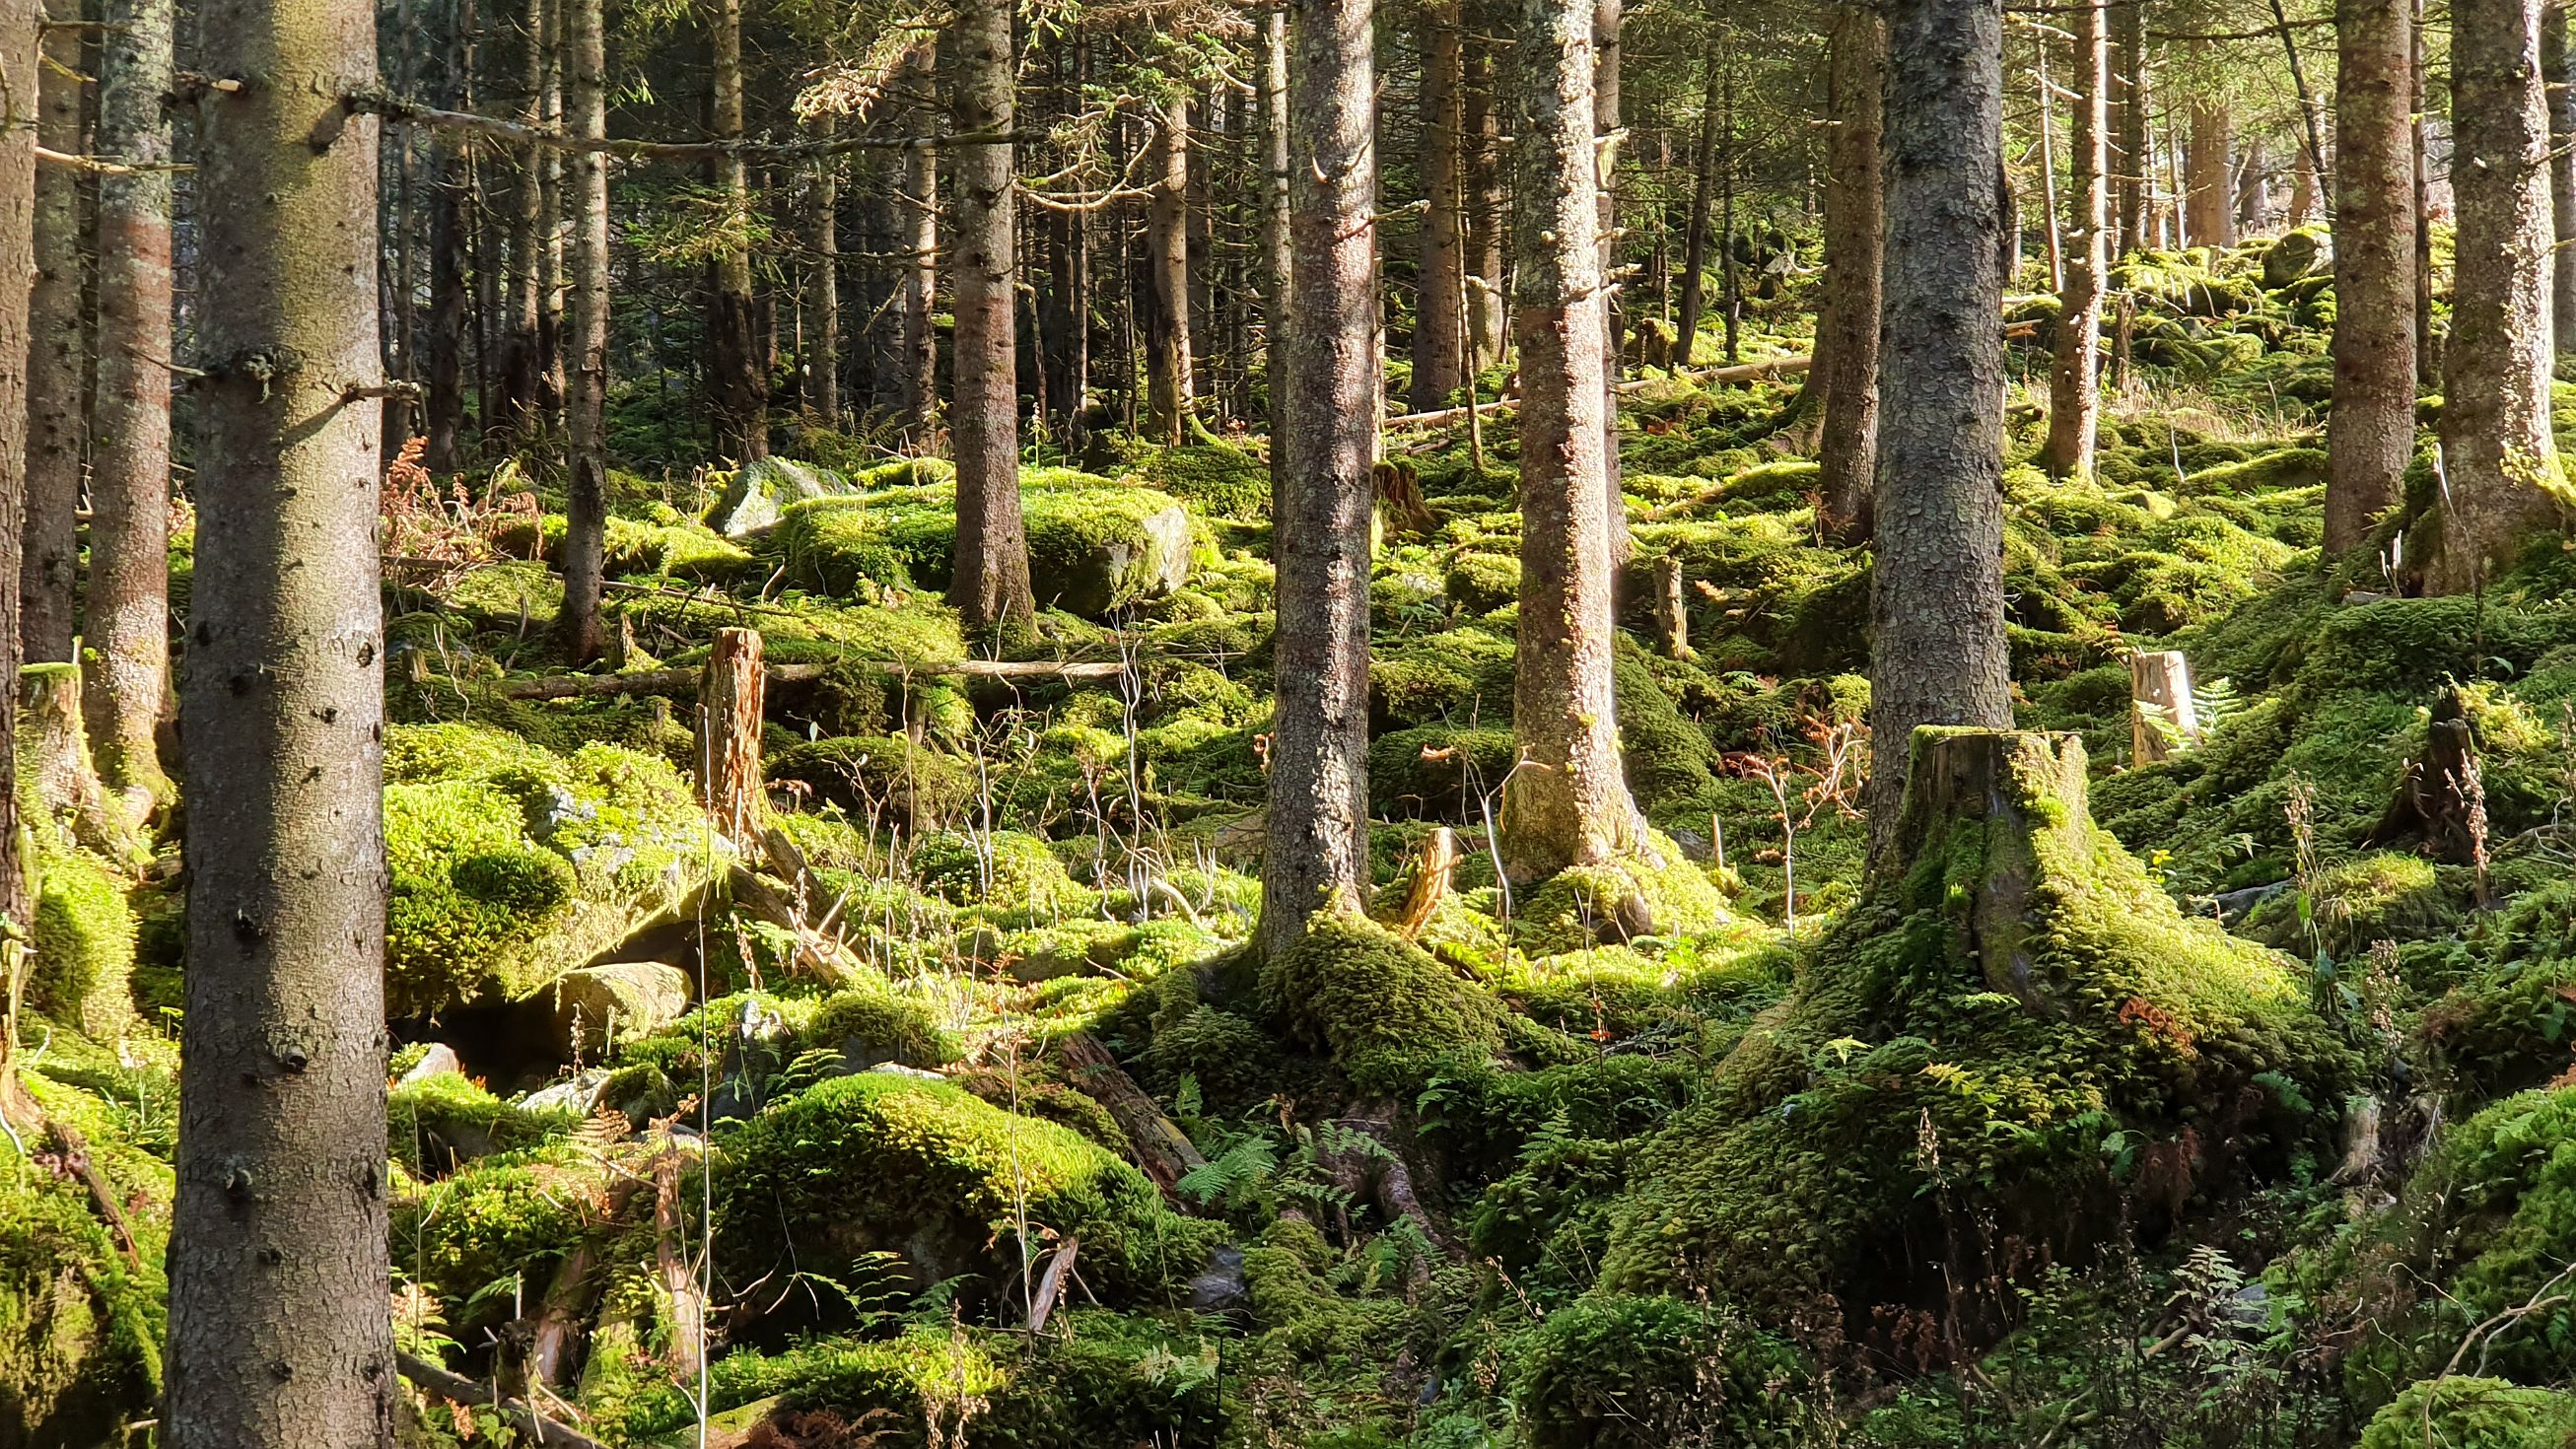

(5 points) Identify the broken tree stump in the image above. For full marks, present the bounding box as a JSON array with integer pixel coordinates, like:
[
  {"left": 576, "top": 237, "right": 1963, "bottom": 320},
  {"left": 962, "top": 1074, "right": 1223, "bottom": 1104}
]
[
  {"left": 1651, "top": 556, "right": 1693, "bottom": 660},
  {"left": 1394, "top": 827, "right": 1460, "bottom": 940},
  {"left": 698, "top": 627, "right": 766, "bottom": 841},
  {"left": 2128, "top": 650, "right": 2200, "bottom": 764},
  {"left": 18, "top": 661, "right": 144, "bottom": 863},
  {"left": 2366, "top": 686, "right": 2483, "bottom": 868}
]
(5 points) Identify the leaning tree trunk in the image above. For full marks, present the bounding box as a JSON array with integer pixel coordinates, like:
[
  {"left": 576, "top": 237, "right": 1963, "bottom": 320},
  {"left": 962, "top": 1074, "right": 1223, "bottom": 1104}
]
[
  {"left": 2043, "top": 0, "right": 2107, "bottom": 478},
  {"left": 86, "top": 0, "right": 179, "bottom": 819},
  {"left": 1143, "top": 94, "right": 1196, "bottom": 445},
  {"left": 705, "top": 0, "right": 768, "bottom": 461},
  {"left": 2111, "top": 0, "right": 2147, "bottom": 254},
  {"left": 898, "top": 38, "right": 939, "bottom": 444},
  {"left": 2430, "top": 0, "right": 2561, "bottom": 594},
  {"left": 946, "top": 0, "right": 1034, "bottom": 632},
  {"left": 2546, "top": 3, "right": 2576, "bottom": 347},
  {"left": 1672, "top": 40, "right": 1722, "bottom": 370},
  {"left": 1409, "top": 0, "right": 1468, "bottom": 412},
  {"left": 1814, "top": 2, "right": 1885, "bottom": 538},
  {"left": 1865, "top": 0, "right": 2016, "bottom": 876},
  {"left": 1256, "top": 0, "right": 1376, "bottom": 959},
  {"left": 23, "top": 0, "right": 85, "bottom": 667},
  {"left": 1499, "top": 0, "right": 1647, "bottom": 884},
  {"left": 169, "top": 0, "right": 394, "bottom": 1430},
  {"left": 2327, "top": 0, "right": 2418, "bottom": 554},
  {"left": 0, "top": 0, "right": 36, "bottom": 932},
  {"left": 558, "top": 0, "right": 609, "bottom": 661}
]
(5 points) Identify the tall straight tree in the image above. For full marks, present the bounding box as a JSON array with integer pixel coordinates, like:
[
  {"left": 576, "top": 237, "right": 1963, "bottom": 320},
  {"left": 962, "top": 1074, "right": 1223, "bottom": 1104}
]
[
  {"left": 87, "top": 0, "right": 179, "bottom": 814},
  {"left": 1500, "top": 0, "right": 1647, "bottom": 883},
  {"left": 706, "top": 0, "right": 768, "bottom": 460},
  {"left": 1672, "top": 39, "right": 1722, "bottom": 370},
  {"left": 2546, "top": 4, "right": 2576, "bottom": 346},
  {"left": 0, "top": 0, "right": 35, "bottom": 927},
  {"left": 422, "top": 0, "right": 470, "bottom": 471},
  {"left": 946, "top": 0, "right": 1034, "bottom": 631},
  {"left": 2110, "top": 0, "right": 2146, "bottom": 254},
  {"left": 24, "top": 0, "right": 85, "bottom": 666},
  {"left": 1866, "top": 0, "right": 2014, "bottom": 872},
  {"left": 1263, "top": 4, "right": 1290, "bottom": 479},
  {"left": 168, "top": 0, "right": 394, "bottom": 1430},
  {"left": 2431, "top": 0, "right": 2561, "bottom": 592},
  {"left": 1592, "top": 0, "right": 1629, "bottom": 569},
  {"left": 1409, "top": 0, "right": 1468, "bottom": 412},
  {"left": 559, "top": 0, "right": 609, "bottom": 660},
  {"left": 1814, "top": 1, "right": 1884, "bottom": 537},
  {"left": 2043, "top": 0, "right": 2107, "bottom": 477},
  {"left": 499, "top": 0, "right": 549, "bottom": 437},
  {"left": 898, "top": 38, "right": 939, "bottom": 442},
  {"left": 806, "top": 124, "right": 840, "bottom": 428},
  {"left": 2184, "top": 70, "right": 2233, "bottom": 247},
  {"left": 1460, "top": 0, "right": 1506, "bottom": 369},
  {"left": 1258, "top": 0, "right": 1375, "bottom": 957},
  {"left": 1143, "top": 93, "right": 1196, "bottom": 444},
  {"left": 2326, "top": 0, "right": 2417, "bottom": 553}
]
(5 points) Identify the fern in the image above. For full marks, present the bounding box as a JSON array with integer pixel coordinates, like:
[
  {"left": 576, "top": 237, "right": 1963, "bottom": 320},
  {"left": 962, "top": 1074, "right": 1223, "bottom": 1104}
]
[{"left": 1177, "top": 1136, "right": 1278, "bottom": 1209}]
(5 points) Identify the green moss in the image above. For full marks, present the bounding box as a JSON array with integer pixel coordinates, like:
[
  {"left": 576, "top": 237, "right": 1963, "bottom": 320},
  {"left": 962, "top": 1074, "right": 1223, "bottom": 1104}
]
[
  {"left": 28, "top": 849, "right": 137, "bottom": 1040},
  {"left": 1138, "top": 443, "right": 1270, "bottom": 520},
  {"left": 768, "top": 735, "right": 973, "bottom": 830},
  {"left": 394, "top": 1151, "right": 592, "bottom": 1330},
  {"left": 715, "top": 1072, "right": 1214, "bottom": 1303},
  {"left": 2243, "top": 852, "right": 2459, "bottom": 955},
  {"left": 1367, "top": 724, "right": 1514, "bottom": 819},
  {"left": 1443, "top": 552, "right": 1521, "bottom": 613},
  {"left": 769, "top": 497, "right": 912, "bottom": 595},
  {"left": 1509, "top": 1294, "right": 1811, "bottom": 1449},
  {"left": 912, "top": 829, "right": 1094, "bottom": 920},
  {"left": 1259, "top": 915, "right": 1503, "bottom": 1092},
  {"left": 799, "top": 990, "right": 961, "bottom": 1069},
  {"left": 0, "top": 1169, "right": 163, "bottom": 1447},
  {"left": 1614, "top": 644, "right": 1723, "bottom": 816},
  {"left": 388, "top": 1071, "right": 578, "bottom": 1176},
  {"left": 1514, "top": 834, "right": 1733, "bottom": 957},
  {"left": 2357, "top": 1379, "right": 2576, "bottom": 1449},
  {"left": 1369, "top": 626, "right": 1516, "bottom": 729}
]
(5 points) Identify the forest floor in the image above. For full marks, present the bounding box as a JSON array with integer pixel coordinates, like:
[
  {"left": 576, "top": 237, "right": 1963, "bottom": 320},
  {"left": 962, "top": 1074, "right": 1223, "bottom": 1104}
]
[{"left": 11, "top": 226, "right": 2576, "bottom": 1448}]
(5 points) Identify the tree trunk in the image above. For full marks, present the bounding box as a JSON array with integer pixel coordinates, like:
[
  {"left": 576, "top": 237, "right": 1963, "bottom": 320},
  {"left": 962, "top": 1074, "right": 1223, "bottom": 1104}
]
[
  {"left": 1499, "top": 0, "right": 1646, "bottom": 884},
  {"left": 2128, "top": 650, "right": 2199, "bottom": 764},
  {"left": 806, "top": 118, "right": 840, "bottom": 429},
  {"left": 2043, "top": 0, "right": 2107, "bottom": 478},
  {"left": 1143, "top": 95, "right": 1195, "bottom": 444},
  {"left": 2547, "top": 2, "right": 2576, "bottom": 346},
  {"left": 1264, "top": 5, "right": 1291, "bottom": 476},
  {"left": 20, "top": 662, "right": 139, "bottom": 865},
  {"left": 1815, "top": 3, "right": 1885, "bottom": 537},
  {"left": 2430, "top": 0, "right": 2561, "bottom": 593},
  {"left": 500, "top": 0, "right": 547, "bottom": 439},
  {"left": 2327, "top": 0, "right": 2418, "bottom": 554},
  {"left": 705, "top": 0, "right": 767, "bottom": 461},
  {"left": 1672, "top": 41, "right": 1722, "bottom": 371},
  {"left": 2413, "top": 0, "right": 2436, "bottom": 383},
  {"left": 170, "top": 0, "right": 394, "bottom": 1424},
  {"left": 698, "top": 627, "right": 764, "bottom": 839},
  {"left": 86, "top": 0, "right": 177, "bottom": 818},
  {"left": 2184, "top": 79, "right": 2234, "bottom": 247},
  {"left": 1257, "top": 0, "right": 1375, "bottom": 958},
  {"left": 558, "top": 0, "right": 607, "bottom": 661},
  {"left": 2234, "top": 136, "right": 2269, "bottom": 235},
  {"left": 2110, "top": 0, "right": 2147, "bottom": 254},
  {"left": 0, "top": 0, "right": 36, "bottom": 932},
  {"left": 1593, "top": 0, "right": 1630, "bottom": 571},
  {"left": 1865, "top": 0, "right": 2015, "bottom": 876},
  {"left": 946, "top": 0, "right": 1034, "bottom": 632},
  {"left": 1410, "top": 0, "right": 1467, "bottom": 411},
  {"left": 23, "top": 0, "right": 85, "bottom": 667},
  {"left": 1461, "top": 2, "right": 1507, "bottom": 370},
  {"left": 898, "top": 39, "right": 939, "bottom": 444},
  {"left": 424, "top": 0, "right": 471, "bottom": 473}
]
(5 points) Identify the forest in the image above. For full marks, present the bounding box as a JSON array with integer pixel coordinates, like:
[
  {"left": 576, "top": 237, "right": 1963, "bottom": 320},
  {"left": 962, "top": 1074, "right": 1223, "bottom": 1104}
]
[{"left": 5, "top": 0, "right": 2576, "bottom": 1442}]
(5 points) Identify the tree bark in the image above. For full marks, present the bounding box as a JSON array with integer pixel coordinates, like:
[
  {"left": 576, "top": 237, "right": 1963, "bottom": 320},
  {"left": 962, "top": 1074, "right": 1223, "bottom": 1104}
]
[
  {"left": 704, "top": 0, "right": 766, "bottom": 461},
  {"left": 1672, "top": 41, "right": 1722, "bottom": 371},
  {"left": 0, "top": 0, "right": 37, "bottom": 932},
  {"left": 945, "top": 0, "right": 1034, "bottom": 632},
  {"left": 2184, "top": 75, "right": 2233, "bottom": 247},
  {"left": 1143, "top": 94, "right": 1195, "bottom": 444},
  {"left": 2043, "top": 0, "right": 2107, "bottom": 478},
  {"left": 169, "top": 0, "right": 394, "bottom": 1426},
  {"left": 1498, "top": 0, "right": 1646, "bottom": 884},
  {"left": 23, "top": 0, "right": 85, "bottom": 667},
  {"left": 1410, "top": 0, "right": 1467, "bottom": 411},
  {"left": 1263, "top": 4, "right": 1291, "bottom": 482},
  {"left": 1257, "top": 0, "right": 1375, "bottom": 958},
  {"left": 557, "top": 0, "right": 607, "bottom": 661},
  {"left": 2430, "top": 0, "right": 2562, "bottom": 593},
  {"left": 2128, "top": 650, "right": 2199, "bottom": 764},
  {"left": 2547, "top": 2, "right": 2576, "bottom": 346},
  {"left": 1461, "top": 0, "right": 1507, "bottom": 370},
  {"left": 1593, "top": 0, "right": 1630, "bottom": 571},
  {"left": 698, "top": 627, "right": 764, "bottom": 839},
  {"left": 86, "top": 0, "right": 178, "bottom": 817},
  {"left": 2110, "top": 0, "right": 2147, "bottom": 253},
  {"left": 806, "top": 116, "right": 840, "bottom": 429},
  {"left": 1815, "top": 3, "right": 1884, "bottom": 537},
  {"left": 499, "top": 0, "right": 548, "bottom": 439},
  {"left": 897, "top": 38, "right": 938, "bottom": 443},
  {"left": 1865, "top": 0, "right": 2015, "bottom": 876},
  {"left": 2327, "top": 0, "right": 2418, "bottom": 554},
  {"left": 423, "top": 0, "right": 471, "bottom": 472}
]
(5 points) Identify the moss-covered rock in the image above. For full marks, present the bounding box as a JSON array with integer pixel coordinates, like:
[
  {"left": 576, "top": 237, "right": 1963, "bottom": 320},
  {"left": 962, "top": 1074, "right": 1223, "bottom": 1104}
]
[
  {"left": 768, "top": 735, "right": 972, "bottom": 829},
  {"left": 705, "top": 455, "right": 853, "bottom": 536},
  {"left": 28, "top": 849, "right": 138, "bottom": 1040},
  {"left": 2356, "top": 1378, "right": 2576, "bottom": 1449},
  {"left": 1509, "top": 1293, "right": 1812, "bottom": 1449},
  {"left": 1259, "top": 915, "right": 1503, "bottom": 1091}
]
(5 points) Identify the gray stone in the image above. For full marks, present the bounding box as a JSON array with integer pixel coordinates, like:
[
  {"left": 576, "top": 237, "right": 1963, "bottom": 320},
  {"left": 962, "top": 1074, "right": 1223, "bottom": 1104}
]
[
  {"left": 551, "top": 960, "right": 693, "bottom": 1056},
  {"left": 1186, "top": 1245, "right": 1248, "bottom": 1311},
  {"left": 705, "top": 456, "right": 852, "bottom": 537},
  {"left": 397, "top": 1043, "right": 464, "bottom": 1085},
  {"left": 519, "top": 1069, "right": 610, "bottom": 1117}
]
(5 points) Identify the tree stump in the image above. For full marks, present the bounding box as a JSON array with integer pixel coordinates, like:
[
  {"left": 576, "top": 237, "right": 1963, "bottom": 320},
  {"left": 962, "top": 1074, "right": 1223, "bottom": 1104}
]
[
  {"left": 697, "top": 627, "right": 766, "bottom": 841},
  {"left": 1651, "top": 555, "right": 1693, "bottom": 660},
  {"left": 1889, "top": 728, "right": 2092, "bottom": 1005},
  {"left": 18, "top": 661, "right": 142, "bottom": 863},
  {"left": 1394, "top": 826, "right": 1460, "bottom": 940},
  {"left": 2366, "top": 686, "right": 2483, "bottom": 865},
  {"left": 2128, "top": 650, "right": 2200, "bottom": 764}
]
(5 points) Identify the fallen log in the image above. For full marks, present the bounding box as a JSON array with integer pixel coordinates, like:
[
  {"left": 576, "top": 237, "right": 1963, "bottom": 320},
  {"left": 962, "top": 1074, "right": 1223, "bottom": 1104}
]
[
  {"left": 1055, "top": 1030, "right": 1207, "bottom": 1201},
  {"left": 496, "top": 656, "right": 1129, "bottom": 701},
  {"left": 397, "top": 1350, "right": 612, "bottom": 1449}
]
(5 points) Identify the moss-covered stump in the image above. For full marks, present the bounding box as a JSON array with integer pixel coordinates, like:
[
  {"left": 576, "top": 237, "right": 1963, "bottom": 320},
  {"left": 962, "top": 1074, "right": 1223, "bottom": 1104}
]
[
  {"left": 1599, "top": 728, "right": 2352, "bottom": 1330},
  {"left": 1258, "top": 915, "right": 1504, "bottom": 1093},
  {"left": 383, "top": 723, "right": 717, "bottom": 1017},
  {"left": 714, "top": 1073, "right": 1215, "bottom": 1309}
]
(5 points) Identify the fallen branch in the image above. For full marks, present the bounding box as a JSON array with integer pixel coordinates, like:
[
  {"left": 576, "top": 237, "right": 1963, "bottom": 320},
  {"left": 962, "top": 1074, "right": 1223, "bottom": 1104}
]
[
  {"left": 396, "top": 1350, "right": 612, "bottom": 1449},
  {"left": 1055, "top": 1031, "right": 1207, "bottom": 1201},
  {"left": 1025, "top": 1235, "right": 1080, "bottom": 1333}
]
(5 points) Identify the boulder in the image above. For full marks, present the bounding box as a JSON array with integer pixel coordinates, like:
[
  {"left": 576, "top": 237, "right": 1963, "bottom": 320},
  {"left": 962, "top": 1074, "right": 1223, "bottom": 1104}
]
[
  {"left": 551, "top": 960, "right": 692, "bottom": 1055},
  {"left": 2261, "top": 228, "right": 2330, "bottom": 290},
  {"left": 705, "top": 456, "right": 853, "bottom": 537},
  {"left": 1030, "top": 502, "right": 1198, "bottom": 617},
  {"left": 397, "top": 1042, "right": 465, "bottom": 1085}
]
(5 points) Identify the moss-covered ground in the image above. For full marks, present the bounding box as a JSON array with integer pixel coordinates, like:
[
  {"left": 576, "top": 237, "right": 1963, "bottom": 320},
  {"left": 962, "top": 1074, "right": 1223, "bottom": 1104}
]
[{"left": 13, "top": 225, "right": 2576, "bottom": 1445}]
